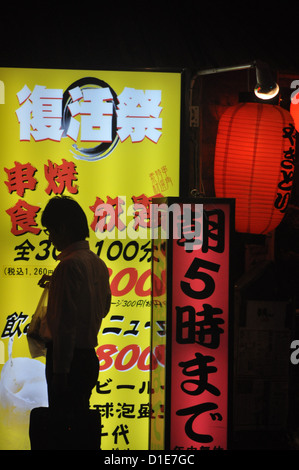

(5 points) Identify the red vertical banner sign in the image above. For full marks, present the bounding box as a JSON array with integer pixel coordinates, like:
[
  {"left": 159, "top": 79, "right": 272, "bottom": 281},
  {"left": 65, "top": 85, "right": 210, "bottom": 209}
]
[{"left": 150, "top": 198, "right": 234, "bottom": 451}]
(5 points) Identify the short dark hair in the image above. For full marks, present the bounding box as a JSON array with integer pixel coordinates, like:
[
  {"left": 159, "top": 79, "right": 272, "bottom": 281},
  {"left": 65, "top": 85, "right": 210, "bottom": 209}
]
[{"left": 41, "top": 196, "right": 89, "bottom": 241}]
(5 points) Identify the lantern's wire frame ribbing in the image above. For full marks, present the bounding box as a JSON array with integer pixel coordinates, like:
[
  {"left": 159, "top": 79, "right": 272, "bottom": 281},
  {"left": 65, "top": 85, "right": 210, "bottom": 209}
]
[{"left": 189, "top": 61, "right": 279, "bottom": 197}]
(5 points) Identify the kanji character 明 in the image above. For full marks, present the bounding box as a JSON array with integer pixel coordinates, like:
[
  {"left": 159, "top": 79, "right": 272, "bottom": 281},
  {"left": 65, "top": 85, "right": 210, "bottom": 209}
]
[
  {"left": 4, "top": 161, "right": 38, "bottom": 197},
  {"left": 67, "top": 86, "right": 113, "bottom": 142},
  {"left": 14, "top": 239, "right": 35, "bottom": 261},
  {"left": 44, "top": 159, "right": 78, "bottom": 195},
  {"left": 117, "top": 88, "right": 162, "bottom": 143},
  {"left": 6, "top": 199, "right": 41, "bottom": 236},
  {"left": 202, "top": 209, "right": 225, "bottom": 253},
  {"left": 16, "top": 85, "right": 63, "bottom": 142},
  {"left": 132, "top": 193, "right": 163, "bottom": 229}
]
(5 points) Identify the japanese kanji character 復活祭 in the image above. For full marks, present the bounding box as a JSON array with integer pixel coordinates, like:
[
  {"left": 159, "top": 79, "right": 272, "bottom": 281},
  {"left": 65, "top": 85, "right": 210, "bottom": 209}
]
[
  {"left": 44, "top": 159, "right": 78, "bottom": 195},
  {"left": 4, "top": 161, "right": 38, "bottom": 197}
]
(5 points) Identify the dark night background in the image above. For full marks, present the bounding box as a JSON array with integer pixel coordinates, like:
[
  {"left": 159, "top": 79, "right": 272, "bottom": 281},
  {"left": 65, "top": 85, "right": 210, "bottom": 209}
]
[{"left": 2, "top": 1, "right": 299, "bottom": 451}]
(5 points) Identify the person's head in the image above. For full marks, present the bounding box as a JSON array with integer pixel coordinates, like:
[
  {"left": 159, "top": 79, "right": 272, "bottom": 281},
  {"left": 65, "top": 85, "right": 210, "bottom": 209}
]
[{"left": 41, "top": 196, "right": 89, "bottom": 251}]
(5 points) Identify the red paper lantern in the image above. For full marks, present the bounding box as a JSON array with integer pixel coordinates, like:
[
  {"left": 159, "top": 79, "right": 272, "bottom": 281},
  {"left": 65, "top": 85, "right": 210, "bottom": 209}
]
[{"left": 214, "top": 102, "right": 296, "bottom": 234}]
